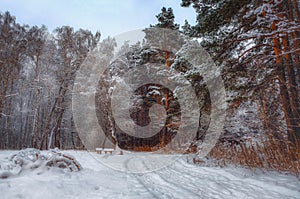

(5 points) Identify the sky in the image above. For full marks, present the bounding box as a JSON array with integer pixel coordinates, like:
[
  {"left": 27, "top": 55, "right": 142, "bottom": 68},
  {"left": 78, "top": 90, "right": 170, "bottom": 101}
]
[{"left": 0, "top": 0, "right": 197, "bottom": 39}]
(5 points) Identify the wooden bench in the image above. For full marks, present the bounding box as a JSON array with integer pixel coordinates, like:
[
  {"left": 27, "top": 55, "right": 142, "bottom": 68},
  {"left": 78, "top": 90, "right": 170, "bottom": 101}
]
[{"left": 96, "top": 148, "right": 114, "bottom": 154}]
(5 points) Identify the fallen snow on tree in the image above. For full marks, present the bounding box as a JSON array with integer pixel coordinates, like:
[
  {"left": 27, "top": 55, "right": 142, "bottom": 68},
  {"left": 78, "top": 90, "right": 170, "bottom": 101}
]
[{"left": 0, "top": 148, "right": 81, "bottom": 179}]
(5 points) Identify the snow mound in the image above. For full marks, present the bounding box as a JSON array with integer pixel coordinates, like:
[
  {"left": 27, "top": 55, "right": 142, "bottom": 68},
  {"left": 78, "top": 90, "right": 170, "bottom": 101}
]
[{"left": 0, "top": 148, "right": 81, "bottom": 178}]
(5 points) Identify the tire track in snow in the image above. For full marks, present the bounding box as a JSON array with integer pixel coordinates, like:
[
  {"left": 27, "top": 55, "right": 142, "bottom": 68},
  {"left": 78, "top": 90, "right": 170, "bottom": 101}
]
[
  {"left": 124, "top": 157, "right": 161, "bottom": 199},
  {"left": 131, "top": 157, "right": 203, "bottom": 199},
  {"left": 158, "top": 158, "right": 300, "bottom": 199}
]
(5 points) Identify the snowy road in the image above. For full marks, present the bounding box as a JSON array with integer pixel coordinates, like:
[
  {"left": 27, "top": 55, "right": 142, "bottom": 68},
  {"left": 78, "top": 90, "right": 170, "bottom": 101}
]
[{"left": 0, "top": 150, "right": 299, "bottom": 199}]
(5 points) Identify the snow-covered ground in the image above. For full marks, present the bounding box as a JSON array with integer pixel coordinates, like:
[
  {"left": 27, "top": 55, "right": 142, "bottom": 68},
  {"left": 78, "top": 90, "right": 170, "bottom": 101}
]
[{"left": 0, "top": 150, "right": 299, "bottom": 199}]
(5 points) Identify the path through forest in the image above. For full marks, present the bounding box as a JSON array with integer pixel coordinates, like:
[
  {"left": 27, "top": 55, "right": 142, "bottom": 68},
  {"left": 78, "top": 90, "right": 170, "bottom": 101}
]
[{"left": 0, "top": 150, "right": 299, "bottom": 199}]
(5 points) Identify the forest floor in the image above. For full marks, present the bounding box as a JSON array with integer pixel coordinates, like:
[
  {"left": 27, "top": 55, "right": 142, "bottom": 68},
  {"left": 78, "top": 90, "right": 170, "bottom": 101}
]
[{"left": 0, "top": 150, "right": 299, "bottom": 199}]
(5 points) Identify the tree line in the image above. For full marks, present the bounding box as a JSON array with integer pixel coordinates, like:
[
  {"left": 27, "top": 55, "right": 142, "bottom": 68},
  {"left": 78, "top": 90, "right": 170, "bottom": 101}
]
[
  {"left": 0, "top": 0, "right": 299, "bottom": 151},
  {"left": 0, "top": 11, "right": 100, "bottom": 149}
]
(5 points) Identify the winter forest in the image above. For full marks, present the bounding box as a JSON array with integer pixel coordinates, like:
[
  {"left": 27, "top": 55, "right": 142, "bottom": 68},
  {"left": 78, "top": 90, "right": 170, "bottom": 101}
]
[{"left": 0, "top": 0, "right": 300, "bottom": 198}]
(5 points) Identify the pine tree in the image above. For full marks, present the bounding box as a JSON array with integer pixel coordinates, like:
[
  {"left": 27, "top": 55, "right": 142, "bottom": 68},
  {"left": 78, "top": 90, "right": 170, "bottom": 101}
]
[
  {"left": 154, "top": 7, "right": 180, "bottom": 30},
  {"left": 181, "top": 0, "right": 300, "bottom": 144}
]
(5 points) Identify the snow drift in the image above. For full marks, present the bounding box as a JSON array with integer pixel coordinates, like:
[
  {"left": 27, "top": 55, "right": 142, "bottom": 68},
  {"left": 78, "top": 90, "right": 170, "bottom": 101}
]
[{"left": 0, "top": 148, "right": 81, "bottom": 179}]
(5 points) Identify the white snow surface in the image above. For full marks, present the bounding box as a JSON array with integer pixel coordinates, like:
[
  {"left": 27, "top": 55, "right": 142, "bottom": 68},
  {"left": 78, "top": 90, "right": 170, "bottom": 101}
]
[{"left": 0, "top": 150, "right": 299, "bottom": 199}]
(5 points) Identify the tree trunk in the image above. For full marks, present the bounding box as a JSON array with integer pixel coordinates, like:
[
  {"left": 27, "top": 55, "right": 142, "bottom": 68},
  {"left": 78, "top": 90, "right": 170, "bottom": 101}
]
[{"left": 272, "top": 20, "right": 299, "bottom": 144}]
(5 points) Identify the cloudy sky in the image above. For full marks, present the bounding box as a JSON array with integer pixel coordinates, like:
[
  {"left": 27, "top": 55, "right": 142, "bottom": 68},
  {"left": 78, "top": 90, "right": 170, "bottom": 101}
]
[{"left": 0, "top": 0, "right": 196, "bottom": 39}]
